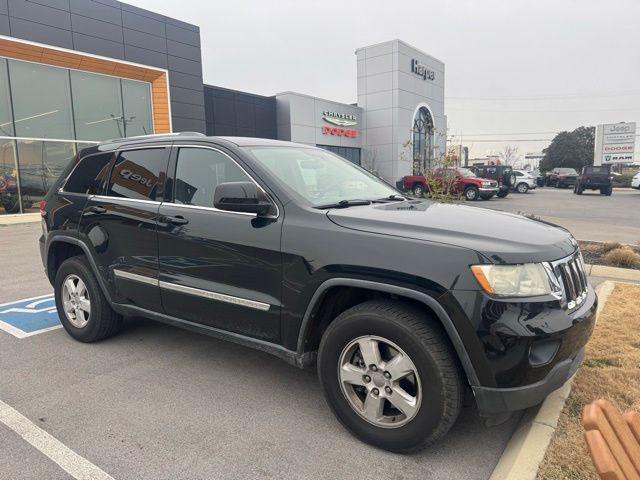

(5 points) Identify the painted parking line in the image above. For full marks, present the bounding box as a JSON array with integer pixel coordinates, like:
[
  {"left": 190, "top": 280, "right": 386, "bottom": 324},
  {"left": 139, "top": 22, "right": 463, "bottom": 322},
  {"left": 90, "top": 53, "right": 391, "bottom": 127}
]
[
  {"left": 0, "top": 294, "right": 62, "bottom": 339},
  {"left": 0, "top": 399, "right": 114, "bottom": 480}
]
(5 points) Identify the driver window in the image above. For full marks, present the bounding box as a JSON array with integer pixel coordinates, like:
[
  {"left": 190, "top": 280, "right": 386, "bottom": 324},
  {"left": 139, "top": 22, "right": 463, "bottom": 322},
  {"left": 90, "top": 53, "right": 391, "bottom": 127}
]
[{"left": 174, "top": 147, "right": 251, "bottom": 208}]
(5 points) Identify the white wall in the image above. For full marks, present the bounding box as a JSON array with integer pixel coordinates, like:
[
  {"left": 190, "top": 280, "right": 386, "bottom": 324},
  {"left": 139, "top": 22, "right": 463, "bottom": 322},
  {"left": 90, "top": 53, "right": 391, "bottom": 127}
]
[
  {"left": 356, "top": 39, "right": 446, "bottom": 183},
  {"left": 275, "top": 92, "right": 363, "bottom": 148}
]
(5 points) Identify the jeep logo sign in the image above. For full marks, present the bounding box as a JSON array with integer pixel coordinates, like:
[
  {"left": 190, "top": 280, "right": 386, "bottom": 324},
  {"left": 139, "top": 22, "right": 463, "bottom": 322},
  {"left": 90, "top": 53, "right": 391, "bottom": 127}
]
[{"left": 411, "top": 59, "right": 435, "bottom": 81}]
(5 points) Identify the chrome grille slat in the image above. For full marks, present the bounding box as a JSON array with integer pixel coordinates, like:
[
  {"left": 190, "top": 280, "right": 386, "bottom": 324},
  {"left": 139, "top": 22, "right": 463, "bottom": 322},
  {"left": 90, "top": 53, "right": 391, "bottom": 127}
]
[{"left": 550, "top": 252, "right": 589, "bottom": 310}]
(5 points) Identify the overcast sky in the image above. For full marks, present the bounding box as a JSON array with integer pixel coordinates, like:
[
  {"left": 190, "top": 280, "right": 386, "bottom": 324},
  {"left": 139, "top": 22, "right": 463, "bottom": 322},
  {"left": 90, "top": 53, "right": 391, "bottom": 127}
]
[{"left": 130, "top": 0, "right": 640, "bottom": 160}]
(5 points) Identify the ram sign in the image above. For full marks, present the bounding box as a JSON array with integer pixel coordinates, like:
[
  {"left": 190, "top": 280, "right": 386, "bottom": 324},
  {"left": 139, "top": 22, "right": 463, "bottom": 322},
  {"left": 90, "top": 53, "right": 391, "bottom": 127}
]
[{"left": 594, "top": 122, "right": 636, "bottom": 165}]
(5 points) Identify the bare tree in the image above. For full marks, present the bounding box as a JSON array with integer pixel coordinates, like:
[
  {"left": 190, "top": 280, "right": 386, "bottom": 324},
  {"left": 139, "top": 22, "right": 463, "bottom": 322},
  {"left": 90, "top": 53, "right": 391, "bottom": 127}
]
[{"left": 499, "top": 145, "right": 520, "bottom": 166}]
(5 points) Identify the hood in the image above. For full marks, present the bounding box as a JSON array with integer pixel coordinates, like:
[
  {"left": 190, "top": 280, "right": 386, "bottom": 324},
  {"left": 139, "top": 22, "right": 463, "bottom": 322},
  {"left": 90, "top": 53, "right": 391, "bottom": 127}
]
[{"left": 326, "top": 200, "right": 576, "bottom": 264}]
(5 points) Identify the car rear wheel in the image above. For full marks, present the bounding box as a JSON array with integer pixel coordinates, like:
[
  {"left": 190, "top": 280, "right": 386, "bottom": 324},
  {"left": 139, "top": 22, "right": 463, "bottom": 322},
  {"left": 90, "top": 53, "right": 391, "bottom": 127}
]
[
  {"left": 54, "top": 256, "right": 122, "bottom": 342},
  {"left": 575, "top": 185, "right": 583, "bottom": 195},
  {"left": 464, "top": 186, "right": 479, "bottom": 201},
  {"left": 318, "top": 300, "right": 464, "bottom": 453},
  {"left": 412, "top": 184, "right": 425, "bottom": 197},
  {"left": 516, "top": 182, "right": 529, "bottom": 194}
]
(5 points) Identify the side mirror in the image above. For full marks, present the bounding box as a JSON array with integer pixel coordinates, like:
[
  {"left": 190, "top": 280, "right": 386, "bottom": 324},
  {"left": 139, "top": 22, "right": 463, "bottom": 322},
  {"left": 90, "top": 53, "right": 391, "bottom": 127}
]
[{"left": 213, "top": 181, "right": 274, "bottom": 216}]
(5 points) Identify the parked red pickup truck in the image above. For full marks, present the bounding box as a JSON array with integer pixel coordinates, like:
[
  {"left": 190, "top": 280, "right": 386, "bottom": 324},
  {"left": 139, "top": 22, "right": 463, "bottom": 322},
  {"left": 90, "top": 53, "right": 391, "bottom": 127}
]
[{"left": 400, "top": 167, "right": 499, "bottom": 201}]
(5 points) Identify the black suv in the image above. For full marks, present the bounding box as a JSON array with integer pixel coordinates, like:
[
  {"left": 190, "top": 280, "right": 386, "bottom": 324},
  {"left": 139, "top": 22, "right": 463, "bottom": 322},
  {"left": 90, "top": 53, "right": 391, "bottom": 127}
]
[
  {"left": 545, "top": 168, "right": 579, "bottom": 188},
  {"left": 470, "top": 165, "right": 516, "bottom": 198},
  {"left": 574, "top": 165, "right": 613, "bottom": 196},
  {"left": 39, "top": 134, "right": 597, "bottom": 453}
]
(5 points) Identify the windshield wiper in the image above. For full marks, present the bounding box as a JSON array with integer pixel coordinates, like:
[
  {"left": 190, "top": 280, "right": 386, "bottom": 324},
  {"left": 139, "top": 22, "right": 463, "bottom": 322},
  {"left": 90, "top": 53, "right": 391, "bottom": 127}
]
[
  {"left": 380, "top": 194, "right": 408, "bottom": 201},
  {"left": 315, "top": 199, "right": 373, "bottom": 209}
]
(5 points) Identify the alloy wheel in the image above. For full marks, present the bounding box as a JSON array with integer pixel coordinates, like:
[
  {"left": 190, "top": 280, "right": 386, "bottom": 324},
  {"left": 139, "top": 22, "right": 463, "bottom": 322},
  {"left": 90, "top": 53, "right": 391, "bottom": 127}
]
[
  {"left": 338, "top": 335, "right": 422, "bottom": 428},
  {"left": 61, "top": 274, "right": 91, "bottom": 328}
]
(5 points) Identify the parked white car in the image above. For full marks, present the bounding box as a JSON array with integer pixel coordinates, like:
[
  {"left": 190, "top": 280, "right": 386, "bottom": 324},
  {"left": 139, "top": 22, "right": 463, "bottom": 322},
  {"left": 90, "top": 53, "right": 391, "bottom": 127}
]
[
  {"left": 632, "top": 171, "right": 640, "bottom": 190},
  {"left": 513, "top": 170, "right": 537, "bottom": 193}
]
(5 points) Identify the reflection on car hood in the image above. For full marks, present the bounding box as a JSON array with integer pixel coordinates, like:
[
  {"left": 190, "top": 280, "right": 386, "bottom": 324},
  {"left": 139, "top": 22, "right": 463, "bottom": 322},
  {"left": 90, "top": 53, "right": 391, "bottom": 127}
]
[{"left": 326, "top": 200, "right": 576, "bottom": 264}]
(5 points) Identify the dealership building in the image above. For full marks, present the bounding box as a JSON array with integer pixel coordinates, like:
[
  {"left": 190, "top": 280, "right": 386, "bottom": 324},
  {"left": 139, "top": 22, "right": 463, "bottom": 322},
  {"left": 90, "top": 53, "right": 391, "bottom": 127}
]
[{"left": 0, "top": 0, "right": 445, "bottom": 216}]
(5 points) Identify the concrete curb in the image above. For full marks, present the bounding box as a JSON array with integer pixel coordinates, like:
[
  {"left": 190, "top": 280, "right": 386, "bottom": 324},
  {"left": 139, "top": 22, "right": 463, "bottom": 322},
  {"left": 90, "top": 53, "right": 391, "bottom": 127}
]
[
  {"left": 587, "top": 263, "right": 640, "bottom": 282},
  {"left": 0, "top": 213, "right": 40, "bottom": 225},
  {"left": 488, "top": 281, "right": 617, "bottom": 480}
]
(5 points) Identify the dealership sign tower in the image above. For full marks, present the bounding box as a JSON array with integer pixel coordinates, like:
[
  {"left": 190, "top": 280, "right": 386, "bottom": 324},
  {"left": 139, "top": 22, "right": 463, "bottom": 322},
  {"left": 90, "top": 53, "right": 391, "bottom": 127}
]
[{"left": 594, "top": 122, "right": 636, "bottom": 165}]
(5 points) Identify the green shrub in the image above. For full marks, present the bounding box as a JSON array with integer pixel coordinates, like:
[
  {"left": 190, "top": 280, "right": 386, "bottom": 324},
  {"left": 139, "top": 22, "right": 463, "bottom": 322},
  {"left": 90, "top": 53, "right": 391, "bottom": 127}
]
[{"left": 612, "top": 174, "right": 633, "bottom": 188}]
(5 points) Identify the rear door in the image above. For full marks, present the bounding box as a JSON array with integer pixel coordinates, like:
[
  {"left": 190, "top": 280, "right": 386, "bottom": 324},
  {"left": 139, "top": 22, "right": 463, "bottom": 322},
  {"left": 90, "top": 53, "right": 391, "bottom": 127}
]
[
  {"left": 156, "top": 144, "right": 283, "bottom": 342},
  {"left": 79, "top": 145, "right": 170, "bottom": 312}
]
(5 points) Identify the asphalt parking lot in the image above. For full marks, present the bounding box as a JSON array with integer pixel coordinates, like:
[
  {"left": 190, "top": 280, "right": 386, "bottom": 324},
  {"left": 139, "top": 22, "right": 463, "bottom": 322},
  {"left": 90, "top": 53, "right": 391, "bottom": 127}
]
[
  {"left": 471, "top": 187, "right": 640, "bottom": 244},
  {"left": 0, "top": 223, "right": 521, "bottom": 480}
]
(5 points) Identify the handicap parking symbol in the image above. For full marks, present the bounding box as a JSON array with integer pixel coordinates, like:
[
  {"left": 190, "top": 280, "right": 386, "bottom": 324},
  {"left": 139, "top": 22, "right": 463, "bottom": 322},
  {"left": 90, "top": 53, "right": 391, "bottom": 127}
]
[{"left": 0, "top": 294, "right": 62, "bottom": 338}]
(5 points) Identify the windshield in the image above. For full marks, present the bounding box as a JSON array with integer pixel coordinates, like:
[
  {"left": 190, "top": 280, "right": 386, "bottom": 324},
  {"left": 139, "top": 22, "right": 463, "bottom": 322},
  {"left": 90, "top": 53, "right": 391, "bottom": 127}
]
[
  {"left": 585, "top": 166, "right": 608, "bottom": 173},
  {"left": 245, "top": 146, "right": 398, "bottom": 206},
  {"left": 457, "top": 168, "right": 476, "bottom": 178},
  {"left": 558, "top": 168, "right": 578, "bottom": 174}
]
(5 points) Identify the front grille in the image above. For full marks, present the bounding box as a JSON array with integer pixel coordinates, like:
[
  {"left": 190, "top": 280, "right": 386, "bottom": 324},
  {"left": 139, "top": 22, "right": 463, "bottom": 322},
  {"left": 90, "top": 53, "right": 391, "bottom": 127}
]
[{"left": 549, "top": 252, "right": 589, "bottom": 310}]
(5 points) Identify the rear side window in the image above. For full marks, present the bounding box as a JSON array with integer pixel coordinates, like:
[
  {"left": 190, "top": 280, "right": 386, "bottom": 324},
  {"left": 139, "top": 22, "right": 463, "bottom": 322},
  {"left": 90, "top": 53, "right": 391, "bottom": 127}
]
[
  {"left": 173, "top": 147, "right": 251, "bottom": 208},
  {"left": 64, "top": 152, "right": 113, "bottom": 194},
  {"left": 107, "top": 148, "right": 167, "bottom": 200}
]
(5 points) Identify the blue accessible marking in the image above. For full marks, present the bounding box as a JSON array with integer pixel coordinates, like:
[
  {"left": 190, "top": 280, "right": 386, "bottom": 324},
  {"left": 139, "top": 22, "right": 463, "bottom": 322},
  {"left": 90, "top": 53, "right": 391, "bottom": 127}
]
[{"left": 0, "top": 294, "right": 61, "bottom": 338}]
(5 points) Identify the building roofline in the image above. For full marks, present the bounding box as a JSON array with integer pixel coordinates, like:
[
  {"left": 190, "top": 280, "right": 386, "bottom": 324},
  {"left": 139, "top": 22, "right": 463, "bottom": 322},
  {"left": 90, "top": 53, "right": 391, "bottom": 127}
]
[
  {"left": 355, "top": 39, "right": 445, "bottom": 66},
  {"left": 274, "top": 91, "right": 361, "bottom": 109}
]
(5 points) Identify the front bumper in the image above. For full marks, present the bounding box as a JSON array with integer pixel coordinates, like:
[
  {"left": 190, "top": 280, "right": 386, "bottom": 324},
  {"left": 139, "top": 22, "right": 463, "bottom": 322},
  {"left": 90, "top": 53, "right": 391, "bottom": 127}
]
[
  {"left": 479, "top": 187, "right": 498, "bottom": 197},
  {"left": 473, "top": 347, "right": 584, "bottom": 415},
  {"left": 443, "top": 283, "right": 597, "bottom": 416}
]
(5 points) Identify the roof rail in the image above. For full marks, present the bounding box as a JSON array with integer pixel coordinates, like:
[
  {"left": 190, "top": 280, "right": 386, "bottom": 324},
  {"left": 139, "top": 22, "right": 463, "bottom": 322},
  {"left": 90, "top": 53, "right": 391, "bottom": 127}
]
[{"left": 101, "top": 131, "right": 206, "bottom": 144}]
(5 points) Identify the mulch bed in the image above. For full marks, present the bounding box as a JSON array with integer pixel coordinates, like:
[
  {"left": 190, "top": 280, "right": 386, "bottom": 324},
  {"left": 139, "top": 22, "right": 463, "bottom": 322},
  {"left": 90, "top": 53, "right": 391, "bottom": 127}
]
[{"left": 578, "top": 240, "right": 640, "bottom": 271}]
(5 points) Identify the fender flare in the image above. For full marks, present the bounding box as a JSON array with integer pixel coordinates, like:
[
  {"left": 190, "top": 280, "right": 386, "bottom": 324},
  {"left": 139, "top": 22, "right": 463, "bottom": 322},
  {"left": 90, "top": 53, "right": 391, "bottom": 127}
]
[
  {"left": 296, "top": 278, "right": 480, "bottom": 387},
  {"left": 46, "top": 235, "right": 114, "bottom": 304}
]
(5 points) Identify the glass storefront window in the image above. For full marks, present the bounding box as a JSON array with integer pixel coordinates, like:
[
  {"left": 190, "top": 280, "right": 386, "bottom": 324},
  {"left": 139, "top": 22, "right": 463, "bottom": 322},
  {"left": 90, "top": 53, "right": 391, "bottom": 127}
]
[
  {"left": 8, "top": 60, "right": 75, "bottom": 140},
  {"left": 0, "top": 56, "right": 156, "bottom": 214},
  {"left": 71, "top": 70, "right": 124, "bottom": 141},
  {"left": 0, "top": 59, "right": 14, "bottom": 137},
  {"left": 16, "top": 140, "right": 76, "bottom": 213},
  {"left": 0, "top": 139, "right": 19, "bottom": 214},
  {"left": 122, "top": 79, "right": 154, "bottom": 137}
]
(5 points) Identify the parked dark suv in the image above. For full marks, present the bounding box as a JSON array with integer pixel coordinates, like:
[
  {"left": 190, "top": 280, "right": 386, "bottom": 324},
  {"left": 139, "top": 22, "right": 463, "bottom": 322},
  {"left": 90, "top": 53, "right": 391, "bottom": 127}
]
[
  {"left": 39, "top": 133, "right": 597, "bottom": 453},
  {"left": 574, "top": 165, "right": 613, "bottom": 196}
]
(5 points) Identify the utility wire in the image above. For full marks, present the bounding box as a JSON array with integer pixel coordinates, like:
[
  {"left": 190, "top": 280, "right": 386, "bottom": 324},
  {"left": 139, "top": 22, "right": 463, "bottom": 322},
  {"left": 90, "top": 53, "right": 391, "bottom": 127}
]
[{"left": 446, "top": 90, "right": 640, "bottom": 101}]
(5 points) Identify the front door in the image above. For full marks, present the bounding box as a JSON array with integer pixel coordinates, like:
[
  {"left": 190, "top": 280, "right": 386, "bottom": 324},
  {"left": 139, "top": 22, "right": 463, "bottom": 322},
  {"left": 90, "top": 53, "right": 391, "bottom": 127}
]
[
  {"left": 79, "top": 146, "right": 170, "bottom": 313},
  {"left": 157, "top": 145, "right": 282, "bottom": 342}
]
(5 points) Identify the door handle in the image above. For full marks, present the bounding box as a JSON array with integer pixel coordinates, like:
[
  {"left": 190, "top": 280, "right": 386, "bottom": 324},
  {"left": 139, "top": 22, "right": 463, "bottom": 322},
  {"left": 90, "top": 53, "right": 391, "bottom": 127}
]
[
  {"left": 165, "top": 215, "right": 189, "bottom": 225},
  {"left": 85, "top": 205, "right": 106, "bottom": 215}
]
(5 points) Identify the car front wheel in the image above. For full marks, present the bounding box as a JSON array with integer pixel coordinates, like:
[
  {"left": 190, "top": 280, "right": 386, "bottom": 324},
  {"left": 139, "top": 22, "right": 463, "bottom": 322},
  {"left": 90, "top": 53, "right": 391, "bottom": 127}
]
[
  {"left": 517, "top": 182, "right": 529, "bottom": 194},
  {"left": 412, "top": 184, "right": 425, "bottom": 197},
  {"left": 318, "top": 300, "right": 464, "bottom": 453},
  {"left": 464, "top": 186, "right": 479, "bottom": 201},
  {"left": 54, "top": 256, "right": 122, "bottom": 342}
]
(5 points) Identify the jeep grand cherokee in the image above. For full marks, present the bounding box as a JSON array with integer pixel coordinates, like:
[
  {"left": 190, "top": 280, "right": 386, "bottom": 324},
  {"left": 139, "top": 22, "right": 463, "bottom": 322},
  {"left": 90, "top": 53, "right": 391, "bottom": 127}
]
[{"left": 39, "top": 133, "right": 596, "bottom": 453}]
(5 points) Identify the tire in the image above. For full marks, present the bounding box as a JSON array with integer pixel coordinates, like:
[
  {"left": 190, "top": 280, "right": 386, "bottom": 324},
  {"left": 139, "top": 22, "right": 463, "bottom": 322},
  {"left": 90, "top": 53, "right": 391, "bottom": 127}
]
[
  {"left": 576, "top": 185, "right": 583, "bottom": 195},
  {"left": 317, "top": 300, "right": 464, "bottom": 453},
  {"left": 54, "top": 256, "right": 122, "bottom": 342},
  {"left": 508, "top": 174, "right": 516, "bottom": 187},
  {"left": 412, "top": 184, "right": 425, "bottom": 197},
  {"left": 463, "top": 186, "right": 479, "bottom": 201},
  {"left": 497, "top": 189, "right": 509, "bottom": 198},
  {"left": 516, "top": 183, "right": 529, "bottom": 194},
  {"left": 606, "top": 186, "right": 612, "bottom": 196}
]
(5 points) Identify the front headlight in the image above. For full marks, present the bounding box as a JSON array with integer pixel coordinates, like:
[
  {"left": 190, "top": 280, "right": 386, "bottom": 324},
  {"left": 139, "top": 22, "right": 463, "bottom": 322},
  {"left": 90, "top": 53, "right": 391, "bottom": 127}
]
[{"left": 470, "top": 263, "right": 552, "bottom": 297}]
